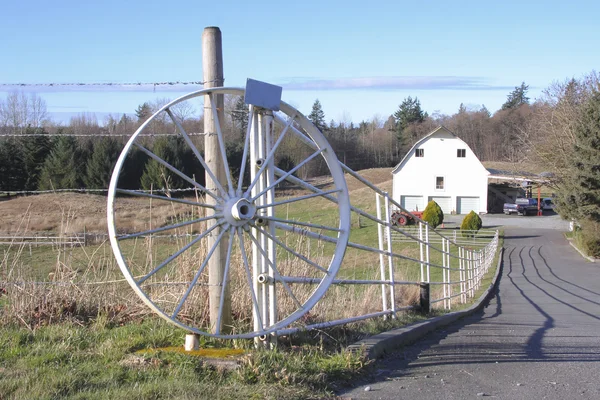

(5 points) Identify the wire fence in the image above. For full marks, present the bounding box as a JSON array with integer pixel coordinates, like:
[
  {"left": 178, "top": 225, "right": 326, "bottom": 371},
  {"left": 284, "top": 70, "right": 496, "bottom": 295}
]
[
  {"left": 0, "top": 89, "right": 503, "bottom": 337},
  {"left": 0, "top": 80, "right": 219, "bottom": 89},
  {"left": 0, "top": 132, "right": 205, "bottom": 137}
]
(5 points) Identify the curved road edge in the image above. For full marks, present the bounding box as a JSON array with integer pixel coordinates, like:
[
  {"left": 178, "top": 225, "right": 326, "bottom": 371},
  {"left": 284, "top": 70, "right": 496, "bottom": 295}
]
[{"left": 347, "top": 247, "right": 505, "bottom": 360}]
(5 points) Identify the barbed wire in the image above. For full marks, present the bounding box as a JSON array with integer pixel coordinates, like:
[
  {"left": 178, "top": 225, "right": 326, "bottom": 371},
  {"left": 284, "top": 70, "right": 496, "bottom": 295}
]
[
  {"left": 0, "top": 280, "right": 217, "bottom": 287},
  {"left": 0, "top": 80, "right": 222, "bottom": 88},
  {"left": 0, "top": 187, "right": 199, "bottom": 195},
  {"left": 0, "top": 132, "right": 206, "bottom": 137}
]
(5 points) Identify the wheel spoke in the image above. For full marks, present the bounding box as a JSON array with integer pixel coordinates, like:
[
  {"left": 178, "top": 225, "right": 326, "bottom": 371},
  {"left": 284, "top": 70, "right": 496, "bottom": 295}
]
[
  {"left": 215, "top": 226, "right": 236, "bottom": 335},
  {"left": 137, "top": 221, "right": 223, "bottom": 286},
  {"left": 235, "top": 105, "right": 254, "bottom": 196},
  {"left": 209, "top": 93, "right": 235, "bottom": 196},
  {"left": 237, "top": 227, "right": 265, "bottom": 331},
  {"left": 244, "top": 115, "right": 295, "bottom": 197},
  {"left": 116, "top": 189, "right": 215, "bottom": 209},
  {"left": 256, "top": 188, "right": 341, "bottom": 209},
  {"left": 172, "top": 224, "right": 230, "bottom": 318},
  {"left": 165, "top": 107, "right": 228, "bottom": 199},
  {"left": 245, "top": 229, "right": 303, "bottom": 310},
  {"left": 249, "top": 147, "right": 326, "bottom": 201},
  {"left": 252, "top": 224, "right": 328, "bottom": 274},
  {"left": 132, "top": 142, "right": 218, "bottom": 202},
  {"left": 117, "top": 214, "right": 222, "bottom": 241},
  {"left": 258, "top": 216, "right": 340, "bottom": 232}
]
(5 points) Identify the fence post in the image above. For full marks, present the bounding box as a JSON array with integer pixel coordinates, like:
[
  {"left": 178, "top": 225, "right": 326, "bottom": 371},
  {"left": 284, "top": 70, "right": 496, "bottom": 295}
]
[
  {"left": 467, "top": 250, "right": 473, "bottom": 298},
  {"left": 419, "top": 221, "right": 424, "bottom": 282},
  {"left": 425, "top": 223, "right": 430, "bottom": 283},
  {"left": 459, "top": 246, "right": 465, "bottom": 303},
  {"left": 419, "top": 282, "right": 430, "bottom": 314},
  {"left": 203, "top": 26, "right": 231, "bottom": 334},
  {"left": 447, "top": 239, "right": 452, "bottom": 309},
  {"left": 384, "top": 193, "right": 396, "bottom": 318},
  {"left": 375, "top": 193, "right": 388, "bottom": 316},
  {"left": 442, "top": 238, "right": 447, "bottom": 309}
]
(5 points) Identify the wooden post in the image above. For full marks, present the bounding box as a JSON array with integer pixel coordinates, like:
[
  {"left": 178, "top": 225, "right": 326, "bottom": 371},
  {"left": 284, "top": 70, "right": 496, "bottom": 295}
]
[
  {"left": 203, "top": 27, "right": 231, "bottom": 334},
  {"left": 419, "top": 282, "right": 430, "bottom": 314}
]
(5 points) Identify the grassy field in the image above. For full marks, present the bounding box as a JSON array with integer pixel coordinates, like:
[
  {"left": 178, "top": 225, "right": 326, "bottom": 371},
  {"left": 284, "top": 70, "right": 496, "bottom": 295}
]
[
  {"left": 0, "top": 258, "right": 501, "bottom": 400},
  {"left": 0, "top": 167, "right": 502, "bottom": 398},
  {"left": 0, "top": 318, "right": 367, "bottom": 399}
]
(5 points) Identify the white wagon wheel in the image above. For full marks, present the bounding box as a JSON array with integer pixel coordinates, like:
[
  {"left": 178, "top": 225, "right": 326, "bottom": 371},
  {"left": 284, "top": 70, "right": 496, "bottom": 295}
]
[{"left": 107, "top": 87, "right": 350, "bottom": 339}]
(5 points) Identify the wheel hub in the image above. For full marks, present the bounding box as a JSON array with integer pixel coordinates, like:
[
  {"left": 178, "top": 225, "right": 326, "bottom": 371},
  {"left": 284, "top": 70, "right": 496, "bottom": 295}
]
[{"left": 223, "top": 197, "right": 257, "bottom": 226}]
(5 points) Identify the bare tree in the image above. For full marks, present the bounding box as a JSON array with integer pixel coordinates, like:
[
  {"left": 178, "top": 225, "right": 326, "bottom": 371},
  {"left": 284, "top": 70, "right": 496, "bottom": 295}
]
[
  {"left": 0, "top": 91, "right": 48, "bottom": 134},
  {"left": 525, "top": 72, "right": 600, "bottom": 179},
  {"left": 70, "top": 112, "right": 101, "bottom": 136}
]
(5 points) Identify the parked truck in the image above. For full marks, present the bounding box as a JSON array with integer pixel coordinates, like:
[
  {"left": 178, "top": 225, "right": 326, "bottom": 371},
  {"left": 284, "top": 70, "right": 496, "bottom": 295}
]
[{"left": 503, "top": 198, "right": 539, "bottom": 216}]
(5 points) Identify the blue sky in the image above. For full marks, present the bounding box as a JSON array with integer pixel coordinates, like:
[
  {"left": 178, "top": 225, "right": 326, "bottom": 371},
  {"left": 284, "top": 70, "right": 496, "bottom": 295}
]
[{"left": 1, "top": 0, "right": 598, "bottom": 124}]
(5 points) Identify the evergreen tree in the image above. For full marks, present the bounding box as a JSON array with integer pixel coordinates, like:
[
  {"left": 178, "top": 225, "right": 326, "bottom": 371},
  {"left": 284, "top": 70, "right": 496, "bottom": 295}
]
[
  {"left": 38, "top": 135, "right": 80, "bottom": 190},
  {"left": 422, "top": 200, "right": 444, "bottom": 229},
  {"left": 84, "top": 137, "right": 120, "bottom": 188},
  {"left": 562, "top": 89, "right": 600, "bottom": 222},
  {"left": 308, "top": 99, "right": 327, "bottom": 132},
  {"left": 140, "top": 137, "right": 184, "bottom": 190},
  {"left": 120, "top": 146, "right": 148, "bottom": 190},
  {"left": 501, "top": 82, "right": 530, "bottom": 110},
  {"left": 393, "top": 96, "right": 428, "bottom": 144},
  {"left": 0, "top": 138, "right": 26, "bottom": 191},
  {"left": 232, "top": 96, "right": 249, "bottom": 138},
  {"left": 20, "top": 127, "right": 51, "bottom": 190},
  {"left": 480, "top": 104, "right": 491, "bottom": 117},
  {"left": 135, "top": 102, "right": 152, "bottom": 123}
]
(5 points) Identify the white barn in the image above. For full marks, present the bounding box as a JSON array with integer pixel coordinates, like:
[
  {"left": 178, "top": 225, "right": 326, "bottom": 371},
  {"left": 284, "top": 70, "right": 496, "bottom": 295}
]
[{"left": 391, "top": 126, "right": 489, "bottom": 215}]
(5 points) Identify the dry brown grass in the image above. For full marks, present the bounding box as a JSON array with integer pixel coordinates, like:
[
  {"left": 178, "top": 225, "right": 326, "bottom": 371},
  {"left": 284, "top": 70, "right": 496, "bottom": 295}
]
[
  {"left": 1, "top": 167, "right": 447, "bottom": 334},
  {"left": 0, "top": 192, "right": 210, "bottom": 235},
  {"left": 0, "top": 167, "right": 395, "bottom": 235},
  {"left": 1, "top": 229, "right": 408, "bottom": 334}
]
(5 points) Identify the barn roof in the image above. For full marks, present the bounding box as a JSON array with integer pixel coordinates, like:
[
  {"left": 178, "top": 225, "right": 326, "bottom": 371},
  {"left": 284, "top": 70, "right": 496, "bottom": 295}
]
[{"left": 391, "top": 125, "right": 465, "bottom": 174}]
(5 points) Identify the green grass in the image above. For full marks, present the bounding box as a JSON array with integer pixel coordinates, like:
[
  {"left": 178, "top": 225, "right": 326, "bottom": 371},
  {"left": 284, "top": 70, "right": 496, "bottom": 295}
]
[
  {"left": 0, "top": 187, "right": 504, "bottom": 398},
  {"left": 0, "top": 318, "right": 370, "bottom": 400}
]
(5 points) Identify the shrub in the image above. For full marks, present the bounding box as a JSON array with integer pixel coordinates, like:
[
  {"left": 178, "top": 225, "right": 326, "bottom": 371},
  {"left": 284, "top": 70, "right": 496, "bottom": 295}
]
[
  {"left": 422, "top": 200, "right": 444, "bottom": 228},
  {"left": 580, "top": 220, "right": 600, "bottom": 258},
  {"left": 461, "top": 210, "right": 483, "bottom": 238}
]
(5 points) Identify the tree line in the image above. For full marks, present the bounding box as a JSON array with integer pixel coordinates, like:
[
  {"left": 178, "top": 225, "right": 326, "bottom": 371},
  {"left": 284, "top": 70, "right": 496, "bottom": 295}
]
[{"left": 1, "top": 77, "right": 598, "bottom": 255}]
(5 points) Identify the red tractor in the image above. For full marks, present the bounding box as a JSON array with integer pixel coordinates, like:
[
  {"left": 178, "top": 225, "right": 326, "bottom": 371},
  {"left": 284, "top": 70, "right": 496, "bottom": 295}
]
[{"left": 390, "top": 209, "right": 424, "bottom": 226}]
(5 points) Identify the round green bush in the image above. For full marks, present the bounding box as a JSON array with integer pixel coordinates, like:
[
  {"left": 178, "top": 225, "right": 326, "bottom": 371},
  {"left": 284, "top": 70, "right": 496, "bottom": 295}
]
[
  {"left": 461, "top": 210, "right": 482, "bottom": 237},
  {"left": 422, "top": 200, "right": 444, "bottom": 228}
]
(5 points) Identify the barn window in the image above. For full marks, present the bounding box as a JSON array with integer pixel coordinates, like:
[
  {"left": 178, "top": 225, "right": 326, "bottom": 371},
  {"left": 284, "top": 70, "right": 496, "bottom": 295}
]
[
  {"left": 416, "top": 148, "right": 424, "bottom": 157},
  {"left": 435, "top": 176, "right": 444, "bottom": 190},
  {"left": 457, "top": 149, "right": 466, "bottom": 158}
]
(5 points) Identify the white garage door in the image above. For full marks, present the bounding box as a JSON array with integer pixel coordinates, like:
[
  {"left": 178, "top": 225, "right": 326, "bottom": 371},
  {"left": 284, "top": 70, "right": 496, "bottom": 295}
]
[
  {"left": 428, "top": 196, "right": 452, "bottom": 214},
  {"left": 457, "top": 196, "right": 480, "bottom": 214},
  {"left": 400, "top": 195, "right": 423, "bottom": 212}
]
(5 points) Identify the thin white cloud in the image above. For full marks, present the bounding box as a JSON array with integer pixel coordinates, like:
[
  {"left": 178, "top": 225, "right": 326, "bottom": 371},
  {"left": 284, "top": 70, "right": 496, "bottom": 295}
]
[{"left": 280, "top": 76, "right": 512, "bottom": 91}]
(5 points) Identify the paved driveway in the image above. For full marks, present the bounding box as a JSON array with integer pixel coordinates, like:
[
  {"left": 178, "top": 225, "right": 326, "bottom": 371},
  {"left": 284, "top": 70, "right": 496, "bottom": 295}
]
[
  {"left": 443, "top": 212, "right": 570, "bottom": 231},
  {"left": 340, "top": 228, "right": 600, "bottom": 399}
]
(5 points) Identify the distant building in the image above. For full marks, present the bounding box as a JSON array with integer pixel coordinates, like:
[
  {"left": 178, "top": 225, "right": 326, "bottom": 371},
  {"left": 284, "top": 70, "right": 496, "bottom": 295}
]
[{"left": 391, "top": 126, "right": 490, "bottom": 214}]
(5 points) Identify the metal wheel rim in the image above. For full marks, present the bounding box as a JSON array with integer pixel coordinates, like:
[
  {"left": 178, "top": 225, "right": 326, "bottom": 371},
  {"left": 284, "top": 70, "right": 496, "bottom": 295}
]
[{"left": 107, "top": 87, "right": 350, "bottom": 339}]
